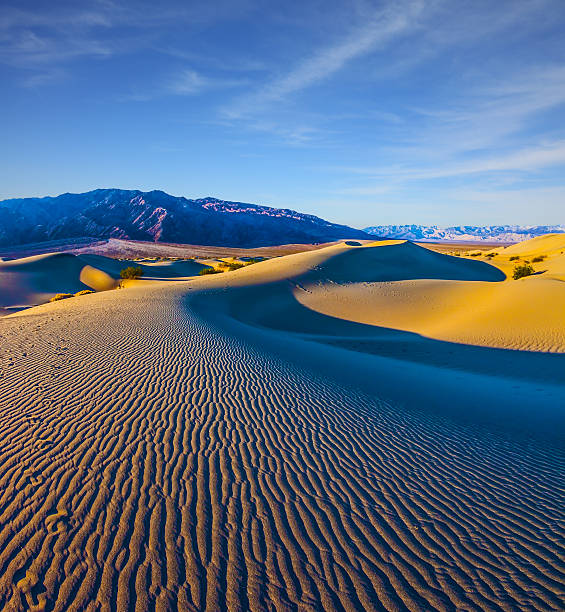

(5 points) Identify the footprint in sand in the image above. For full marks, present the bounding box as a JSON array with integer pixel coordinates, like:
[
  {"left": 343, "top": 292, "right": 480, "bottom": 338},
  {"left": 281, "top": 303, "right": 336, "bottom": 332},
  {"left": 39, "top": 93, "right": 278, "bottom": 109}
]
[{"left": 15, "top": 569, "right": 47, "bottom": 611}]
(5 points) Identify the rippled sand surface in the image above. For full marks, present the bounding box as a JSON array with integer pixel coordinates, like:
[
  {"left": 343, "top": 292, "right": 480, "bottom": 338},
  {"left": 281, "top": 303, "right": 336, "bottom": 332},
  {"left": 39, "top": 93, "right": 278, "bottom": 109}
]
[{"left": 0, "top": 241, "right": 563, "bottom": 611}]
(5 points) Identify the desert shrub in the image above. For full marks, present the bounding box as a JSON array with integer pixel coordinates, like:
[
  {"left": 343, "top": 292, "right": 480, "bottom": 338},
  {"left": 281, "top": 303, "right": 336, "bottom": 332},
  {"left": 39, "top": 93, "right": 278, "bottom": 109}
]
[
  {"left": 468, "top": 252, "right": 481, "bottom": 257},
  {"left": 198, "top": 267, "right": 222, "bottom": 275},
  {"left": 531, "top": 255, "right": 546, "bottom": 262},
  {"left": 225, "top": 262, "right": 245, "bottom": 271},
  {"left": 75, "top": 290, "right": 94, "bottom": 296},
  {"left": 509, "top": 256, "right": 520, "bottom": 261},
  {"left": 120, "top": 266, "right": 143, "bottom": 280},
  {"left": 512, "top": 263, "right": 535, "bottom": 280},
  {"left": 49, "top": 293, "right": 73, "bottom": 302}
]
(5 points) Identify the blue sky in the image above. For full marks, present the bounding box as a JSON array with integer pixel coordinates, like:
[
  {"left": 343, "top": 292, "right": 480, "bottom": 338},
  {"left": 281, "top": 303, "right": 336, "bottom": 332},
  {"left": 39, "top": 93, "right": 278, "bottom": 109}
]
[{"left": 1, "top": 0, "right": 564, "bottom": 227}]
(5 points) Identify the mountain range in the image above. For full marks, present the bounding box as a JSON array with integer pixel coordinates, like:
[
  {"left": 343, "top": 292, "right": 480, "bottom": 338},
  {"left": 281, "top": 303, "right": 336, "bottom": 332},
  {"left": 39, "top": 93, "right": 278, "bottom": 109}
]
[
  {"left": 0, "top": 189, "right": 369, "bottom": 248},
  {"left": 364, "top": 225, "right": 565, "bottom": 243},
  {"left": 1, "top": 189, "right": 562, "bottom": 248}
]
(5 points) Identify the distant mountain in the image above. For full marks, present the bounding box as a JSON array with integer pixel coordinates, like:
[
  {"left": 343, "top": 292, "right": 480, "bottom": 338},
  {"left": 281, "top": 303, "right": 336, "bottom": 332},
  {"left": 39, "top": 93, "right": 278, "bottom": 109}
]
[
  {"left": 363, "top": 225, "right": 565, "bottom": 243},
  {"left": 0, "top": 189, "right": 370, "bottom": 248}
]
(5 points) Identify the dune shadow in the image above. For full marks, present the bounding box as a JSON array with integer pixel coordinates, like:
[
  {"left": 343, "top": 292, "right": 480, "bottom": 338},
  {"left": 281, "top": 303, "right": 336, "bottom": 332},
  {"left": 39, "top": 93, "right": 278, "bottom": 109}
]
[
  {"left": 226, "top": 280, "right": 564, "bottom": 385},
  {"left": 188, "top": 279, "right": 565, "bottom": 444},
  {"left": 299, "top": 242, "right": 506, "bottom": 283}
]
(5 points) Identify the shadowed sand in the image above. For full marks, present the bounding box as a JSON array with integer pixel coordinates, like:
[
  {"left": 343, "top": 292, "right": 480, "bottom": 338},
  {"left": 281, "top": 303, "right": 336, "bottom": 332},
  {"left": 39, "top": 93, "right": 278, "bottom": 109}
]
[
  {"left": 0, "top": 240, "right": 563, "bottom": 611},
  {"left": 0, "top": 252, "right": 207, "bottom": 314}
]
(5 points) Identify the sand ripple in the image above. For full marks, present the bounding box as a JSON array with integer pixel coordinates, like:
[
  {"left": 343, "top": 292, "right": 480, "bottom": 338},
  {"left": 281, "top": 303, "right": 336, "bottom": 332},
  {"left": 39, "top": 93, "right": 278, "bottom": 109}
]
[{"left": 0, "top": 283, "right": 563, "bottom": 611}]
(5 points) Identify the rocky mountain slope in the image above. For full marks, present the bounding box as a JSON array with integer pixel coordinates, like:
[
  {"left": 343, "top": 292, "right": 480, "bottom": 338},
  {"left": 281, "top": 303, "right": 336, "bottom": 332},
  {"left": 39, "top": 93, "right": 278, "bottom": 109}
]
[{"left": 0, "top": 189, "right": 369, "bottom": 248}]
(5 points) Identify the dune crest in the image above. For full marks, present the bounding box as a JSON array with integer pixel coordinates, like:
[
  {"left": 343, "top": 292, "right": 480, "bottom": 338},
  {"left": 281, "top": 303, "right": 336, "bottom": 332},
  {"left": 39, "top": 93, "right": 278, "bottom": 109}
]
[{"left": 284, "top": 238, "right": 565, "bottom": 352}]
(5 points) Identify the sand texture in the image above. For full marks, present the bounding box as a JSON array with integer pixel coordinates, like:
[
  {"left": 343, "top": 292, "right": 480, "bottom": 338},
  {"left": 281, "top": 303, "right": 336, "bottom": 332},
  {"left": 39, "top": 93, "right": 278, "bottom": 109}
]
[{"left": 0, "top": 240, "right": 564, "bottom": 611}]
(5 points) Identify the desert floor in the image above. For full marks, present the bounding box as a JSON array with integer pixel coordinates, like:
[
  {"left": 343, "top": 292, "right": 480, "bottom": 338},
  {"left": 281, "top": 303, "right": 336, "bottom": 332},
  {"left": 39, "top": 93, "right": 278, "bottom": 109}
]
[{"left": 0, "top": 240, "right": 563, "bottom": 611}]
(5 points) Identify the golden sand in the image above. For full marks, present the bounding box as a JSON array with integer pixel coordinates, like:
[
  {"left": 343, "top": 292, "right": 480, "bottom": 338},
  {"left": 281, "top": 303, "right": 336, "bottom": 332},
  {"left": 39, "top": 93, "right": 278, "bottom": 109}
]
[{"left": 296, "top": 237, "right": 565, "bottom": 352}]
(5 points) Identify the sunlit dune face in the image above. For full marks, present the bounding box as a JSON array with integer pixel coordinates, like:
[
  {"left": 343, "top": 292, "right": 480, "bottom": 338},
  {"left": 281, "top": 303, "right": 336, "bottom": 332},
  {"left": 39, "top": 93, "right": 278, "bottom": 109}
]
[{"left": 79, "top": 265, "right": 117, "bottom": 291}]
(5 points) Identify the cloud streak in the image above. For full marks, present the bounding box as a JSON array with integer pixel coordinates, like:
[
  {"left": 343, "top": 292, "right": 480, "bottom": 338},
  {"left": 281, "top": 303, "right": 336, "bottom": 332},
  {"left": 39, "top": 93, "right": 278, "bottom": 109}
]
[{"left": 223, "top": 0, "right": 427, "bottom": 119}]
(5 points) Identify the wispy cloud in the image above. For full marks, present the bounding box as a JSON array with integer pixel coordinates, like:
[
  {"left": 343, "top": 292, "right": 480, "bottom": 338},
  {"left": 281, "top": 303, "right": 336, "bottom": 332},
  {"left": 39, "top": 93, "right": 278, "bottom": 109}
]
[
  {"left": 340, "top": 141, "right": 565, "bottom": 196},
  {"left": 121, "top": 68, "right": 246, "bottom": 101},
  {"left": 335, "top": 61, "right": 565, "bottom": 198},
  {"left": 169, "top": 69, "right": 244, "bottom": 96},
  {"left": 0, "top": 0, "right": 253, "bottom": 87},
  {"left": 223, "top": 0, "right": 428, "bottom": 119}
]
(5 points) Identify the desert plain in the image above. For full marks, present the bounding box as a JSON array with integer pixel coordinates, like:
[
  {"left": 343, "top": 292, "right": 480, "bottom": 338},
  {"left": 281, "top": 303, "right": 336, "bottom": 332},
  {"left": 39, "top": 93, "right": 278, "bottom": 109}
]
[{"left": 0, "top": 235, "right": 564, "bottom": 610}]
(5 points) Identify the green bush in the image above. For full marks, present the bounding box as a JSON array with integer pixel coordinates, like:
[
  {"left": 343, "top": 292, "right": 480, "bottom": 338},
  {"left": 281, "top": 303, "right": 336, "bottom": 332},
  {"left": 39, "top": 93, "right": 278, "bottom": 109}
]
[
  {"left": 198, "top": 267, "right": 222, "bottom": 275},
  {"left": 509, "top": 256, "right": 520, "bottom": 261},
  {"left": 531, "top": 255, "right": 546, "bottom": 263},
  {"left": 75, "top": 290, "right": 94, "bottom": 296},
  {"left": 120, "top": 266, "right": 143, "bottom": 280},
  {"left": 49, "top": 293, "right": 73, "bottom": 302},
  {"left": 512, "top": 263, "right": 535, "bottom": 280}
]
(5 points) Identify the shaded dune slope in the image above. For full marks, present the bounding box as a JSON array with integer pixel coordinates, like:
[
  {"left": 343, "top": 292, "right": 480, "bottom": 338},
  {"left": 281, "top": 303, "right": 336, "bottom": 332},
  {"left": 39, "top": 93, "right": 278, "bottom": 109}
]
[
  {"left": 0, "top": 253, "right": 115, "bottom": 309},
  {"left": 297, "top": 240, "right": 506, "bottom": 283},
  {"left": 0, "top": 252, "right": 206, "bottom": 312},
  {"left": 0, "top": 241, "right": 563, "bottom": 611},
  {"left": 189, "top": 242, "right": 564, "bottom": 438}
]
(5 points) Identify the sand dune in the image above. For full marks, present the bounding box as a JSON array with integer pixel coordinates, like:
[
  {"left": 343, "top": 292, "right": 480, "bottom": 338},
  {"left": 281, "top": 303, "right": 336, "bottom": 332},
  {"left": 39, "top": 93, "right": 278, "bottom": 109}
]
[
  {"left": 0, "top": 252, "right": 206, "bottom": 314},
  {"left": 0, "top": 253, "right": 116, "bottom": 314},
  {"left": 493, "top": 233, "right": 565, "bottom": 280},
  {"left": 0, "top": 240, "right": 563, "bottom": 611},
  {"left": 497, "top": 232, "right": 565, "bottom": 257},
  {"left": 293, "top": 240, "right": 565, "bottom": 352}
]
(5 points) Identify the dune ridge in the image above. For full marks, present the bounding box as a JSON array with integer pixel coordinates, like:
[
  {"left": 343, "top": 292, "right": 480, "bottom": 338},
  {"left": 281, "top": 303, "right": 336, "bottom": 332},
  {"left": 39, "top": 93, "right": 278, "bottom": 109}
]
[
  {"left": 290, "top": 240, "right": 565, "bottom": 352},
  {"left": 0, "top": 240, "right": 563, "bottom": 610}
]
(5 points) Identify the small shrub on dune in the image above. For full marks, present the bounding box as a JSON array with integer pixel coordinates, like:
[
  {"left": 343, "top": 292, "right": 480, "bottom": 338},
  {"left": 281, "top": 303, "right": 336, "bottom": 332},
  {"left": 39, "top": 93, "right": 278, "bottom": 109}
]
[
  {"left": 198, "top": 267, "right": 222, "bottom": 275},
  {"left": 531, "top": 255, "right": 546, "bottom": 263},
  {"left": 74, "top": 290, "right": 94, "bottom": 296},
  {"left": 225, "top": 262, "right": 245, "bottom": 271},
  {"left": 49, "top": 293, "right": 73, "bottom": 302},
  {"left": 512, "top": 263, "right": 535, "bottom": 280},
  {"left": 120, "top": 266, "right": 143, "bottom": 280},
  {"left": 509, "top": 256, "right": 520, "bottom": 261},
  {"left": 468, "top": 252, "right": 481, "bottom": 257}
]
